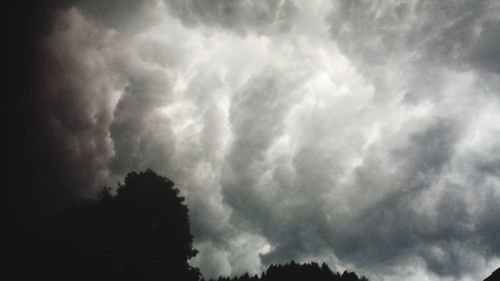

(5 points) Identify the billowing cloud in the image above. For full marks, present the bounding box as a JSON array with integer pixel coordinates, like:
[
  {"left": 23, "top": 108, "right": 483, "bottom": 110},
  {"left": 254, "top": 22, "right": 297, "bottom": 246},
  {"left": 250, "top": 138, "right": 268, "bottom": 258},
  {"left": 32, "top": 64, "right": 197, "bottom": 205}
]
[{"left": 27, "top": 0, "right": 500, "bottom": 280}]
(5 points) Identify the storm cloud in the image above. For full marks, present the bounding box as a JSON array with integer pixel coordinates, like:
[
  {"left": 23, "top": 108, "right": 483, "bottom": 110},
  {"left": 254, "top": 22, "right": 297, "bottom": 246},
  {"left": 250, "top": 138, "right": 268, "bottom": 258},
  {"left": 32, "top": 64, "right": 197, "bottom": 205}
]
[{"left": 19, "top": 0, "right": 500, "bottom": 280}]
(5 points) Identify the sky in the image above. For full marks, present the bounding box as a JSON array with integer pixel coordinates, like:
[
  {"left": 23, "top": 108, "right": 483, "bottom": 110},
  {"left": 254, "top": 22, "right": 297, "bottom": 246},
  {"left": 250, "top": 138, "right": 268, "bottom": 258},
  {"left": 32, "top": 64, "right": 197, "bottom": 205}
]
[{"left": 9, "top": 1, "right": 500, "bottom": 280}]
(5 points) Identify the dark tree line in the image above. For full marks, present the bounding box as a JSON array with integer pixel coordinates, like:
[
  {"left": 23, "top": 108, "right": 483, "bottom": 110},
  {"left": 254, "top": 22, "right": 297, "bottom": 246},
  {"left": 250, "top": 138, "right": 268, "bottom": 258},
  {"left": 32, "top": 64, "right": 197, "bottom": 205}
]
[
  {"left": 21, "top": 169, "right": 368, "bottom": 281},
  {"left": 213, "top": 261, "right": 368, "bottom": 281}
]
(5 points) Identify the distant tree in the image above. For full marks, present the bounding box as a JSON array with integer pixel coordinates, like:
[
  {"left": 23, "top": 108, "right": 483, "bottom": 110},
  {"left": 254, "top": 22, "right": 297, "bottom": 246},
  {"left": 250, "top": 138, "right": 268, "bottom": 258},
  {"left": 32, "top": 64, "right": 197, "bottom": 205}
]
[
  {"left": 214, "top": 262, "right": 368, "bottom": 281},
  {"left": 32, "top": 169, "right": 200, "bottom": 281}
]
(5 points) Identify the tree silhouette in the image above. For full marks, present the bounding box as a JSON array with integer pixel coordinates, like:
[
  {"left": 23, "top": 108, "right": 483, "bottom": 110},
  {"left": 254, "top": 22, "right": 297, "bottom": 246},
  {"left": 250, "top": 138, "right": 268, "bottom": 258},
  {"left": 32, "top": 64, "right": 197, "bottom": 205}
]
[
  {"left": 31, "top": 169, "right": 200, "bottom": 281},
  {"left": 212, "top": 261, "right": 368, "bottom": 281},
  {"left": 22, "top": 169, "right": 370, "bottom": 281}
]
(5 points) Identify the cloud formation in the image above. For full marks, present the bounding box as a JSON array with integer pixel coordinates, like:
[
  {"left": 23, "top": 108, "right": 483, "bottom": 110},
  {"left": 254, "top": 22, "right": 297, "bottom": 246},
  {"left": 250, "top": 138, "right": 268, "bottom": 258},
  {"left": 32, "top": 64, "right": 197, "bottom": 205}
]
[{"left": 29, "top": 0, "right": 500, "bottom": 280}]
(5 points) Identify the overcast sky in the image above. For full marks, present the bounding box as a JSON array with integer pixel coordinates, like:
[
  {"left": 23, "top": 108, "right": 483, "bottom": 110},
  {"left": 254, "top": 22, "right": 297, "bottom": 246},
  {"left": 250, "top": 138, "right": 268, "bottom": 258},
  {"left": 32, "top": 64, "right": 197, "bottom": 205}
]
[{"left": 25, "top": 0, "right": 500, "bottom": 280}]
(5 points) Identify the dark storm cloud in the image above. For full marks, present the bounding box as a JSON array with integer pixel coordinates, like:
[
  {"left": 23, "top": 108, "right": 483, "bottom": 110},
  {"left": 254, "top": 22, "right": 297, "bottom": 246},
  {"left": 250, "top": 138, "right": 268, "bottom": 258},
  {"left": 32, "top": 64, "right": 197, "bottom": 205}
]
[
  {"left": 108, "top": 62, "right": 175, "bottom": 175},
  {"left": 328, "top": 0, "right": 500, "bottom": 72},
  {"left": 477, "top": 195, "right": 500, "bottom": 256},
  {"left": 221, "top": 67, "right": 303, "bottom": 229},
  {"left": 163, "top": 0, "right": 297, "bottom": 34},
  {"left": 257, "top": 119, "right": 467, "bottom": 273},
  {"left": 40, "top": 9, "right": 122, "bottom": 195},
  {"left": 469, "top": 16, "right": 500, "bottom": 73},
  {"left": 74, "top": 0, "right": 143, "bottom": 28},
  {"left": 22, "top": 1, "right": 500, "bottom": 280},
  {"left": 7, "top": 1, "right": 116, "bottom": 230}
]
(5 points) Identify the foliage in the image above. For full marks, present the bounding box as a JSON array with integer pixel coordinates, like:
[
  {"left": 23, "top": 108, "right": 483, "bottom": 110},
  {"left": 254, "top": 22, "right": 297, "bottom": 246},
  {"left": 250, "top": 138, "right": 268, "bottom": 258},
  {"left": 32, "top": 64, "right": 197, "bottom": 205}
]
[
  {"left": 32, "top": 169, "right": 200, "bottom": 281},
  {"left": 212, "top": 261, "right": 368, "bottom": 281},
  {"left": 24, "top": 169, "right": 370, "bottom": 281}
]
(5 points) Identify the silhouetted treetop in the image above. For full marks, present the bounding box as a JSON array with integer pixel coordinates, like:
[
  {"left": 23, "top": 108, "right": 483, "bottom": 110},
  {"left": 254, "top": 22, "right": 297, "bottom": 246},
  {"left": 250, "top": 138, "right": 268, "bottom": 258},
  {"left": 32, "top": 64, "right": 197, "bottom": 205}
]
[
  {"left": 31, "top": 169, "right": 200, "bottom": 281},
  {"left": 212, "top": 261, "right": 368, "bottom": 281}
]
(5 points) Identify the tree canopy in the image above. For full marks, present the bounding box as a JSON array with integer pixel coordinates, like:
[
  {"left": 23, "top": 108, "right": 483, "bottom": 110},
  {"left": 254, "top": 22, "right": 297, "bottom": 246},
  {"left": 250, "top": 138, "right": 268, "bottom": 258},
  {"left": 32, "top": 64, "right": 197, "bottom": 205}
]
[
  {"left": 213, "top": 261, "right": 368, "bottom": 281},
  {"left": 22, "top": 169, "right": 371, "bottom": 281},
  {"left": 30, "top": 169, "right": 200, "bottom": 281}
]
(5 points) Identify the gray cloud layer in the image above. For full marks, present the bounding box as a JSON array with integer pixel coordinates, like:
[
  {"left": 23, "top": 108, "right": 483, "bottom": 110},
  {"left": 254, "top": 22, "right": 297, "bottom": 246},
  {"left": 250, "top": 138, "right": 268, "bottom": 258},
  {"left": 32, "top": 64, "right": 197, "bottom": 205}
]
[{"left": 38, "top": 1, "right": 500, "bottom": 280}]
